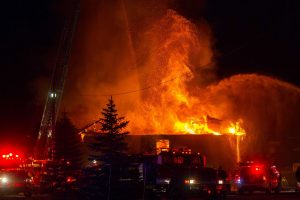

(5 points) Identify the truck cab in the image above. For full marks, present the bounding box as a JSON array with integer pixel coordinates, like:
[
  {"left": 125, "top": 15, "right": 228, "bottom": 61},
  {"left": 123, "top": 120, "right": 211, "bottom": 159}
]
[{"left": 143, "top": 147, "right": 226, "bottom": 199}]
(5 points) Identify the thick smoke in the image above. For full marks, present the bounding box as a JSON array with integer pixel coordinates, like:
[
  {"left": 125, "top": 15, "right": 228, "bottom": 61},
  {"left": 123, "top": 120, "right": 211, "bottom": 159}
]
[
  {"left": 63, "top": 0, "right": 145, "bottom": 125},
  {"left": 62, "top": 1, "right": 300, "bottom": 163},
  {"left": 203, "top": 74, "right": 300, "bottom": 157},
  {"left": 63, "top": 0, "right": 213, "bottom": 128}
]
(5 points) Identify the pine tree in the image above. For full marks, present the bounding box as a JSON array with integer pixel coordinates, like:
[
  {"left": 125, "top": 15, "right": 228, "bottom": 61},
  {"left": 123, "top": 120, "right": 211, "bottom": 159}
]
[
  {"left": 87, "top": 97, "right": 131, "bottom": 199},
  {"left": 89, "top": 96, "right": 129, "bottom": 167},
  {"left": 55, "top": 112, "right": 84, "bottom": 169}
]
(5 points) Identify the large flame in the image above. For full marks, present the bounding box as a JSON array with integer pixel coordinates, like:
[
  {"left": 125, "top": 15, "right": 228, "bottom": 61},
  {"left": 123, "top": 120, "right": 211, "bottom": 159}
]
[
  {"left": 64, "top": 2, "right": 247, "bottom": 137},
  {"left": 65, "top": 2, "right": 300, "bottom": 163},
  {"left": 125, "top": 10, "right": 246, "bottom": 136}
]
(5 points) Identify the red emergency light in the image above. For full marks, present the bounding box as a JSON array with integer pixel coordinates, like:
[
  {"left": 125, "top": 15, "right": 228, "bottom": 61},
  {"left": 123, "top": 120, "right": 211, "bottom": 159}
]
[
  {"left": 0, "top": 152, "right": 24, "bottom": 168},
  {"left": 252, "top": 164, "right": 264, "bottom": 175},
  {"left": 1, "top": 153, "right": 22, "bottom": 160}
]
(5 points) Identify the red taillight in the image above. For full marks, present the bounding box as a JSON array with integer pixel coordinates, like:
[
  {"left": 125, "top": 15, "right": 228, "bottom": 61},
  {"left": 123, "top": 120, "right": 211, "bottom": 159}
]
[{"left": 66, "top": 176, "right": 76, "bottom": 183}]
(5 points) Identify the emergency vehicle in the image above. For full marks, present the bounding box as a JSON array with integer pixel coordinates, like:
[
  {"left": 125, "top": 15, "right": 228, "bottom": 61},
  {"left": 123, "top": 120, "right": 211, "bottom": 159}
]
[
  {"left": 0, "top": 152, "right": 33, "bottom": 197},
  {"left": 29, "top": 159, "right": 79, "bottom": 194},
  {"left": 143, "top": 140, "right": 227, "bottom": 199},
  {"left": 233, "top": 161, "right": 281, "bottom": 194}
]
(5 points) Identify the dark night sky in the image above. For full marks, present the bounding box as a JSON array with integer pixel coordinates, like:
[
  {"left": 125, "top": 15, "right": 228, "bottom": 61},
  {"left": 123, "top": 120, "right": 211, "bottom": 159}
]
[{"left": 0, "top": 0, "right": 299, "bottom": 150}]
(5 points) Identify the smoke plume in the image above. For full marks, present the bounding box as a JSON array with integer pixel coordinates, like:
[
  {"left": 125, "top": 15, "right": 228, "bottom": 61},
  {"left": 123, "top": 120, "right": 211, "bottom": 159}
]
[{"left": 61, "top": 0, "right": 300, "bottom": 161}]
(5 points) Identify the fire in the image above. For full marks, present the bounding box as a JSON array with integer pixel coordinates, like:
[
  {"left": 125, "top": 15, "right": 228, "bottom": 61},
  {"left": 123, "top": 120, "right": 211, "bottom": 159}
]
[
  {"left": 226, "top": 121, "right": 246, "bottom": 136},
  {"left": 174, "top": 116, "right": 246, "bottom": 136},
  {"left": 69, "top": 6, "right": 249, "bottom": 138},
  {"left": 126, "top": 10, "right": 247, "bottom": 137},
  {"left": 174, "top": 117, "right": 221, "bottom": 135},
  {"left": 65, "top": 2, "right": 300, "bottom": 164}
]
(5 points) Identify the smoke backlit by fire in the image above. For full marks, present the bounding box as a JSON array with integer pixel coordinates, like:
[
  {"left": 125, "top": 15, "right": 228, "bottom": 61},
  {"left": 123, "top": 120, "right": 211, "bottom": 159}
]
[
  {"left": 64, "top": 1, "right": 300, "bottom": 160},
  {"left": 124, "top": 9, "right": 245, "bottom": 136}
]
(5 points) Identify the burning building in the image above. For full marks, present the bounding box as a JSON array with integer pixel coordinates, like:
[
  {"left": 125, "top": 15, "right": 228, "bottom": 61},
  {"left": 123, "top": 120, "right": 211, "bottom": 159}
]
[{"left": 63, "top": 1, "right": 300, "bottom": 171}]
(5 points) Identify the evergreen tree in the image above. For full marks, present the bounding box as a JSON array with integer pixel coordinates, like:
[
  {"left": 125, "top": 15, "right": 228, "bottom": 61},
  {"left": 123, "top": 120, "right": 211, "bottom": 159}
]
[
  {"left": 89, "top": 96, "right": 129, "bottom": 166},
  {"left": 88, "top": 97, "right": 130, "bottom": 199},
  {"left": 55, "top": 112, "right": 84, "bottom": 169}
]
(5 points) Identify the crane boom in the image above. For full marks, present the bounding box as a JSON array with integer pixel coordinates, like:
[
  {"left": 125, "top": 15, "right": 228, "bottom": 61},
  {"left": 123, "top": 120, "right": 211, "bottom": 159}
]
[{"left": 34, "top": 0, "right": 80, "bottom": 160}]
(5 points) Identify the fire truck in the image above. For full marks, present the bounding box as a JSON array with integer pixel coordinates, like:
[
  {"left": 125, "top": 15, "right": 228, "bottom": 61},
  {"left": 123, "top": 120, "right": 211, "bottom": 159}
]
[
  {"left": 233, "top": 161, "right": 281, "bottom": 194},
  {"left": 0, "top": 152, "right": 33, "bottom": 197},
  {"left": 143, "top": 140, "right": 227, "bottom": 200}
]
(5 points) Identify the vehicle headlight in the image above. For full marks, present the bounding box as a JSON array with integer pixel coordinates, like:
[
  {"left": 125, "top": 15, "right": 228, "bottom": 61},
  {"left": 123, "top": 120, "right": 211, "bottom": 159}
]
[
  {"left": 184, "top": 179, "right": 197, "bottom": 184},
  {"left": 1, "top": 177, "right": 8, "bottom": 184},
  {"left": 218, "top": 180, "right": 224, "bottom": 185}
]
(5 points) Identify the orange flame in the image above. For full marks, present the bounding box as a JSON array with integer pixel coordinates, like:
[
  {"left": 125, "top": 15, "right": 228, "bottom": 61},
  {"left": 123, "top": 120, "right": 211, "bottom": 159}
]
[
  {"left": 67, "top": 6, "right": 248, "bottom": 138},
  {"left": 174, "top": 116, "right": 246, "bottom": 136},
  {"left": 66, "top": 3, "right": 300, "bottom": 161},
  {"left": 126, "top": 10, "right": 247, "bottom": 137}
]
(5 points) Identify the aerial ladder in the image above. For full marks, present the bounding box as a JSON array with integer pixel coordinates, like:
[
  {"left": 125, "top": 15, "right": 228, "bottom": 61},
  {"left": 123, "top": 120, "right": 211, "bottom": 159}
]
[{"left": 34, "top": 0, "right": 80, "bottom": 160}]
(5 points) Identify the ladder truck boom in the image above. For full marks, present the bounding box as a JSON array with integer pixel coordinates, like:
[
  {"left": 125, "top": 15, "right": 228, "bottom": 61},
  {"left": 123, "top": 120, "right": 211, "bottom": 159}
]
[{"left": 34, "top": 0, "right": 80, "bottom": 160}]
